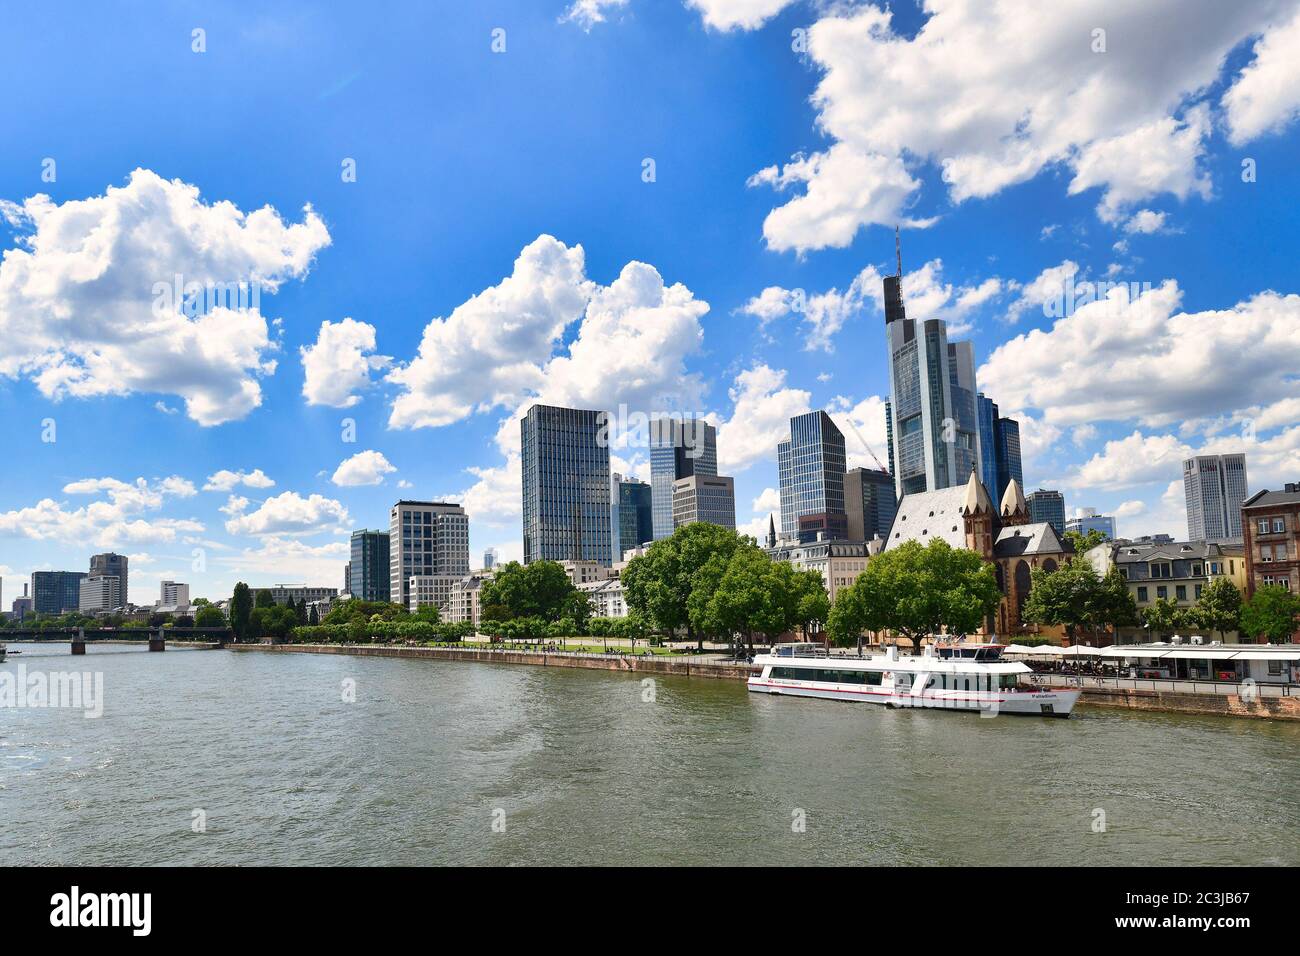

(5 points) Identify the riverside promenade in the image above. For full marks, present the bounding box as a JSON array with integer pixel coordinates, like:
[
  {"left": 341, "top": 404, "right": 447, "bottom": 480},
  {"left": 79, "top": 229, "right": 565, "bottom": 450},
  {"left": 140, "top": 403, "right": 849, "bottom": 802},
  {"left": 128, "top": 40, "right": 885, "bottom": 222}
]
[
  {"left": 230, "top": 642, "right": 1300, "bottom": 720},
  {"left": 230, "top": 642, "right": 753, "bottom": 680}
]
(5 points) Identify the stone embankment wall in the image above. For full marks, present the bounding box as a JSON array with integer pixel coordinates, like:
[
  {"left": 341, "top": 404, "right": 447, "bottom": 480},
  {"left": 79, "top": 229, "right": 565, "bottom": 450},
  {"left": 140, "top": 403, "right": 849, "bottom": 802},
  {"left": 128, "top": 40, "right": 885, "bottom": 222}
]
[{"left": 231, "top": 642, "right": 752, "bottom": 680}]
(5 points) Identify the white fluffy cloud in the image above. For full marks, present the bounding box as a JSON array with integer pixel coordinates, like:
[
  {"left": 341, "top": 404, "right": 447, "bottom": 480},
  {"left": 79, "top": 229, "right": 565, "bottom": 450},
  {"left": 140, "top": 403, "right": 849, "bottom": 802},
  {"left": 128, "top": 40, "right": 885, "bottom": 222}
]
[
  {"left": 741, "top": 256, "right": 1001, "bottom": 348},
  {"left": 386, "top": 235, "right": 592, "bottom": 430},
  {"left": 0, "top": 169, "right": 330, "bottom": 424},
  {"left": 716, "top": 364, "right": 811, "bottom": 474},
  {"left": 746, "top": 0, "right": 1297, "bottom": 252},
  {"left": 981, "top": 281, "right": 1300, "bottom": 430},
  {"left": 1069, "top": 431, "right": 1194, "bottom": 490},
  {"left": 1224, "top": 4, "right": 1300, "bottom": 144},
  {"left": 828, "top": 394, "right": 890, "bottom": 471},
  {"left": 223, "top": 491, "right": 350, "bottom": 536},
  {"left": 0, "top": 475, "right": 203, "bottom": 547},
  {"left": 300, "top": 318, "right": 390, "bottom": 408},
  {"left": 751, "top": 487, "right": 781, "bottom": 513},
  {"left": 330, "top": 450, "right": 397, "bottom": 487},
  {"left": 687, "top": 0, "right": 797, "bottom": 31},
  {"left": 217, "top": 536, "right": 351, "bottom": 584},
  {"left": 203, "top": 468, "right": 275, "bottom": 492},
  {"left": 561, "top": 0, "right": 628, "bottom": 29}
]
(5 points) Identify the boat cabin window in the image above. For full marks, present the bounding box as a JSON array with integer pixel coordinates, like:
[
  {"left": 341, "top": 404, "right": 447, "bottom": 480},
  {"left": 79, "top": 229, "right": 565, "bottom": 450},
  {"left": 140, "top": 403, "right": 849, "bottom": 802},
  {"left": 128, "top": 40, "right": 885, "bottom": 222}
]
[{"left": 770, "top": 666, "right": 883, "bottom": 685}]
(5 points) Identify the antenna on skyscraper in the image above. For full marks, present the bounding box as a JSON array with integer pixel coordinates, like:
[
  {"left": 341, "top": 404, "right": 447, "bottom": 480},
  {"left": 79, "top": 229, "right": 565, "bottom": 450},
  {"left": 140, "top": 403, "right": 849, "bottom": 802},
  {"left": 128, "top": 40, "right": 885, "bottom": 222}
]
[{"left": 895, "top": 225, "right": 902, "bottom": 277}]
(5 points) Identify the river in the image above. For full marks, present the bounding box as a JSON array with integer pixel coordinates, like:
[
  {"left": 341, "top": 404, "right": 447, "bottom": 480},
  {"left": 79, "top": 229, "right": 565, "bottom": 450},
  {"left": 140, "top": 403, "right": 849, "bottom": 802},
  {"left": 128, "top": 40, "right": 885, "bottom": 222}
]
[{"left": 2, "top": 642, "right": 1296, "bottom": 865}]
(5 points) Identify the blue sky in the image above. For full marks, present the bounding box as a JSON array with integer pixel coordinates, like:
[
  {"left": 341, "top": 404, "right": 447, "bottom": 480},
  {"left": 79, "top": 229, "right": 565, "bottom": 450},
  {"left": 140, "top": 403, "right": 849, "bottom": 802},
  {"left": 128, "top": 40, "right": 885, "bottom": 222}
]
[{"left": 2, "top": 0, "right": 1299, "bottom": 606}]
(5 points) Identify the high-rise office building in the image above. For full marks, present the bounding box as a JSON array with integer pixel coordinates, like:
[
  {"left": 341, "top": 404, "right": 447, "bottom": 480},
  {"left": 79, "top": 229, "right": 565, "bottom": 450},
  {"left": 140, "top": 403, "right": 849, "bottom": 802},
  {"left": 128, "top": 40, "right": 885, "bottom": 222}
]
[
  {"left": 79, "top": 575, "right": 121, "bottom": 613},
  {"left": 89, "top": 552, "right": 128, "bottom": 607},
  {"left": 884, "top": 237, "right": 982, "bottom": 498},
  {"left": 613, "top": 474, "right": 653, "bottom": 559},
  {"left": 671, "top": 475, "right": 736, "bottom": 531},
  {"left": 1027, "top": 489, "right": 1067, "bottom": 536},
  {"left": 31, "top": 571, "right": 86, "bottom": 615},
  {"left": 778, "top": 410, "right": 847, "bottom": 543},
  {"left": 649, "top": 417, "right": 717, "bottom": 540},
  {"left": 521, "top": 404, "right": 612, "bottom": 565},
  {"left": 389, "top": 501, "right": 469, "bottom": 609},
  {"left": 159, "top": 581, "right": 190, "bottom": 606},
  {"left": 1065, "top": 509, "right": 1116, "bottom": 540},
  {"left": 483, "top": 548, "right": 498, "bottom": 570},
  {"left": 349, "top": 529, "right": 391, "bottom": 602},
  {"left": 1184, "top": 453, "right": 1248, "bottom": 542},
  {"left": 844, "top": 467, "right": 897, "bottom": 542},
  {"left": 976, "top": 393, "right": 1024, "bottom": 500}
]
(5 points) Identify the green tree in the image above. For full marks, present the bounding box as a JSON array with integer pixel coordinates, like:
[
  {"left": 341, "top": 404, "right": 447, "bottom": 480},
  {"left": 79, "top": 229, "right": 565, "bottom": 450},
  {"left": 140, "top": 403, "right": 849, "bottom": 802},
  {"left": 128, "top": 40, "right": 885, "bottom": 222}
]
[
  {"left": 230, "top": 583, "right": 253, "bottom": 642},
  {"left": 195, "top": 605, "right": 226, "bottom": 629},
  {"left": 1064, "top": 528, "right": 1109, "bottom": 555},
  {"left": 477, "top": 561, "right": 582, "bottom": 632},
  {"left": 1240, "top": 585, "right": 1299, "bottom": 644},
  {"left": 411, "top": 605, "right": 441, "bottom": 623},
  {"left": 623, "top": 522, "right": 748, "bottom": 649},
  {"left": 1140, "top": 596, "right": 1184, "bottom": 640},
  {"left": 308, "top": 604, "right": 320, "bottom": 626},
  {"left": 791, "top": 568, "right": 831, "bottom": 641},
  {"left": 836, "top": 539, "right": 1000, "bottom": 651},
  {"left": 700, "top": 546, "right": 793, "bottom": 654},
  {"left": 1195, "top": 578, "right": 1244, "bottom": 641},
  {"left": 1023, "top": 562, "right": 1137, "bottom": 644},
  {"left": 255, "top": 589, "right": 275, "bottom": 609}
]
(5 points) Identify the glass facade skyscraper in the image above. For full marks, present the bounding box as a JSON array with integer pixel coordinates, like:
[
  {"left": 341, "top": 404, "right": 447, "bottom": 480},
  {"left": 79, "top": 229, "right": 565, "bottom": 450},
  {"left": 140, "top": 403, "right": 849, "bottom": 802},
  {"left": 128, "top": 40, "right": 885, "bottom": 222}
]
[
  {"left": 1027, "top": 489, "right": 1067, "bottom": 535},
  {"left": 977, "top": 393, "right": 1023, "bottom": 500},
  {"left": 349, "top": 529, "right": 391, "bottom": 601},
  {"left": 521, "top": 404, "right": 613, "bottom": 565},
  {"left": 1183, "top": 454, "right": 1248, "bottom": 542},
  {"left": 777, "top": 411, "right": 847, "bottom": 541},
  {"left": 844, "top": 467, "right": 897, "bottom": 542},
  {"left": 649, "top": 417, "right": 717, "bottom": 540},
  {"left": 613, "top": 475, "right": 653, "bottom": 560},
  {"left": 884, "top": 251, "right": 982, "bottom": 498},
  {"left": 31, "top": 570, "right": 87, "bottom": 615}
]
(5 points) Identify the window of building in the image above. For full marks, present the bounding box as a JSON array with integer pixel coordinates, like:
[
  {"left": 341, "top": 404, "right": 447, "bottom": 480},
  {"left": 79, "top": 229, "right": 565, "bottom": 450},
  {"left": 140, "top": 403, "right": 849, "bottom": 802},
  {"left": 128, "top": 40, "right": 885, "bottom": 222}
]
[
  {"left": 1176, "top": 585, "right": 1187, "bottom": 601},
  {"left": 1156, "top": 586, "right": 1167, "bottom": 599},
  {"left": 1273, "top": 518, "right": 1285, "bottom": 533},
  {"left": 1258, "top": 519, "right": 1270, "bottom": 535},
  {"left": 1195, "top": 584, "right": 1203, "bottom": 599},
  {"left": 1137, "top": 586, "right": 1148, "bottom": 602}
]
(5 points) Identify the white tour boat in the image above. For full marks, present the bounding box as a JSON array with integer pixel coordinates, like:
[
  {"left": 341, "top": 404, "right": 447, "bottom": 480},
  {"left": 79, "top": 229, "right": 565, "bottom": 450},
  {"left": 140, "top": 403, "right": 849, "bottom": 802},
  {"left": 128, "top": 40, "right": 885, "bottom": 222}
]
[{"left": 748, "top": 642, "right": 1080, "bottom": 717}]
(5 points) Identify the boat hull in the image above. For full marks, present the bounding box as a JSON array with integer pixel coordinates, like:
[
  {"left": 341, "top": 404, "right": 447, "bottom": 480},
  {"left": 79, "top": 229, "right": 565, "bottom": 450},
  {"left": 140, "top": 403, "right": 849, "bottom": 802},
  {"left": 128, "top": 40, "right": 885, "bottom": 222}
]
[{"left": 747, "top": 678, "right": 1080, "bottom": 717}]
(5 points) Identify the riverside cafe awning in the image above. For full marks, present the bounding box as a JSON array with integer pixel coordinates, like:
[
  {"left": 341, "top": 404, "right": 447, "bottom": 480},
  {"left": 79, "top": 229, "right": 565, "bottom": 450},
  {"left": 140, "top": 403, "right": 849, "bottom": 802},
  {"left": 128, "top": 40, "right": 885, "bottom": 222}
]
[{"left": 1098, "top": 642, "right": 1300, "bottom": 682}]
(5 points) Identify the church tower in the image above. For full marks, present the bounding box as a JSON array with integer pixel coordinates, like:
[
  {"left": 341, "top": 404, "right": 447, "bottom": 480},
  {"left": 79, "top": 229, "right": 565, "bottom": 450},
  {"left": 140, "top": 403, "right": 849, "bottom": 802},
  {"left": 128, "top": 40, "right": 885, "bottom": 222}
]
[
  {"left": 960, "top": 468, "right": 995, "bottom": 560},
  {"left": 999, "top": 479, "right": 1030, "bottom": 527}
]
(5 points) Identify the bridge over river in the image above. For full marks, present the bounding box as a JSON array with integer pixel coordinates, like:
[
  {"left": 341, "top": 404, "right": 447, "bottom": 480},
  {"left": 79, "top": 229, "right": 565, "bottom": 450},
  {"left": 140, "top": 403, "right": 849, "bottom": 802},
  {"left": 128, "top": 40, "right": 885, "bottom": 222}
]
[{"left": 2, "top": 627, "right": 231, "bottom": 653}]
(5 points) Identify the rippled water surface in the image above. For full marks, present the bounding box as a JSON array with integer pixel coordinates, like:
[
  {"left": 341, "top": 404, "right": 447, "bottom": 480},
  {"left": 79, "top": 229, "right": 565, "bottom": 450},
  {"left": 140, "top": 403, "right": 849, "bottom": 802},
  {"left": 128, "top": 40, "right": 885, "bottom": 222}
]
[{"left": 2, "top": 643, "right": 1297, "bottom": 865}]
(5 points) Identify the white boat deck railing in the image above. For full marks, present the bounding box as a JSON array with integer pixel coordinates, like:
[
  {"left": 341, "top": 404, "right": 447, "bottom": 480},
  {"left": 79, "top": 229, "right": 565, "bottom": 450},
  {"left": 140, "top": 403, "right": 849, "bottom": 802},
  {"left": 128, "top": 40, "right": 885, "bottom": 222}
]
[{"left": 1029, "top": 672, "right": 1298, "bottom": 697}]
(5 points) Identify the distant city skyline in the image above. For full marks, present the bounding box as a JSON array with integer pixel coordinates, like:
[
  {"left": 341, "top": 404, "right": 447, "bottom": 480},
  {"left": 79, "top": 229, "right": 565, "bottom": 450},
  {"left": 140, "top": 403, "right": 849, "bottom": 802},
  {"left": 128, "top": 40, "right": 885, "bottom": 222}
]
[{"left": 3, "top": 1, "right": 1299, "bottom": 604}]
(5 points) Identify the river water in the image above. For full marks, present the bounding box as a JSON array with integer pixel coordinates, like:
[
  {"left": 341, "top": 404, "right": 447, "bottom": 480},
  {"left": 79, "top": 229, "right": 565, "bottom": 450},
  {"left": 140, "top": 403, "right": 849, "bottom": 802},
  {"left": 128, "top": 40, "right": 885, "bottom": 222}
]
[{"left": 1, "top": 643, "right": 1296, "bottom": 866}]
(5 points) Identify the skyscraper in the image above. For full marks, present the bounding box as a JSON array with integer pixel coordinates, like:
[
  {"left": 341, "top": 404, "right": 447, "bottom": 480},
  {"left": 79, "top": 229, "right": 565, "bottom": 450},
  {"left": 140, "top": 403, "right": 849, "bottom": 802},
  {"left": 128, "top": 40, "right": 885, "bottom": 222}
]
[
  {"left": 672, "top": 474, "right": 736, "bottom": 530},
  {"left": 844, "top": 467, "right": 897, "bottom": 542},
  {"left": 389, "top": 501, "right": 469, "bottom": 609},
  {"left": 89, "top": 552, "right": 128, "bottom": 607},
  {"left": 1027, "top": 489, "right": 1066, "bottom": 536},
  {"left": 614, "top": 475, "right": 653, "bottom": 559},
  {"left": 350, "top": 529, "right": 391, "bottom": 602},
  {"left": 31, "top": 571, "right": 86, "bottom": 615},
  {"left": 1065, "top": 509, "right": 1117, "bottom": 540},
  {"left": 778, "top": 410, "right": 847, "bottom": 542},
  {"left": 884, "top": 236, "right": 982, "bottom": 498},
  {"left": 976, "top": 393, "right": 1024, "bottom": 500},
  {"left": 1184, "top": 453, "right": 1248, "bottom": 542},
  {"left": 521, "top": 404, "right": 612, "bottom": 565},
  {"left": 649, "top": 417, "right": 717, "bottom": 540}
]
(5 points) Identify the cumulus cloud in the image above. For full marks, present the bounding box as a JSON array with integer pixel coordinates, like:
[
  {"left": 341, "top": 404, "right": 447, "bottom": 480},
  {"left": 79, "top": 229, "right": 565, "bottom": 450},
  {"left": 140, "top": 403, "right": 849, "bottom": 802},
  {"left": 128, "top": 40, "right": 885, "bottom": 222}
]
[
  {"left": 0, "top": 169, "right": 330, "bottom": 424},
  {"left": 751, "top": 487, "right": 781, "bottom": 513},
  {"left": 686, "top": 0, "right": 798, "bottom": 31},
  {"left": 1223, "top": 4, "right": 1300, "bottom": 144},
  {"left": 980, "top": 281, "right": 1300, "bottom": 430},
  {"left": 828, "top": 394, "right": 890, "bottom": 471},
  {"left": 223, "top": 491, "right": 350, "bottom": 536},
  {"left": 217, "top": 535, "right": 351, "bottom": 584},
  {"left": 203, "top": 468, "right": 275, "bottom": 492},
  {"left": 300, "top": 318, "right": 390, "bottom": 408},
  {"left": 0, "top": 475, "right": 203, "bottom": 547},
  {"left": 745, "top": 0, "right": 1292, "bottom": 252},
  {"left": 716, "top": 364, "right": 811, "bottom": 474},
  {"left": 560, "top": 0, "right": 628, "bottom": 29},
  {"left": 331, "top": 450, "right": 397, "bottom": 486},
  {"left": 742, "top": 257, "right": 1001, "bottom": 348}
]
